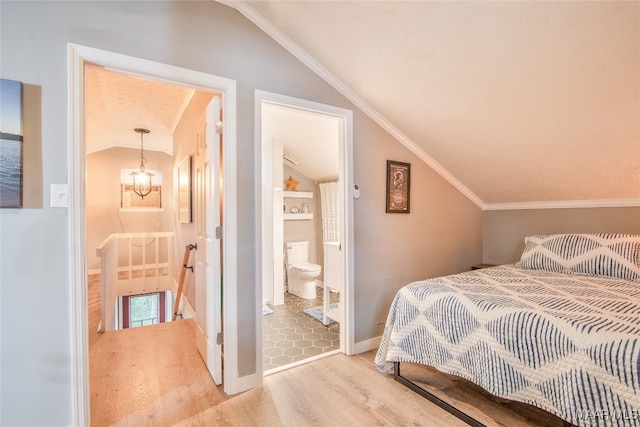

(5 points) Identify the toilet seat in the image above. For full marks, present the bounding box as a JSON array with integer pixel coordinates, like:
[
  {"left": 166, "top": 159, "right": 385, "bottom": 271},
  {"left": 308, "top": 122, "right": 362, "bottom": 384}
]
[
  {"left": 285, "top": 242, "right": 321, "bottom": 299},
  {"left": 293, "top": 262, "right": 321, "bottom": 273}
]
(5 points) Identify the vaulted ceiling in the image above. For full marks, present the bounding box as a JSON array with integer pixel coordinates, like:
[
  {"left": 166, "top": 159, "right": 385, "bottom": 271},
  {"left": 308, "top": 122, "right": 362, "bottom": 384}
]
[
  {"left": 86, "top": 64, "right": 193, "bottom": 156},
  {"left": 228, "top": 0, "right": 639, "bottom": 208}
]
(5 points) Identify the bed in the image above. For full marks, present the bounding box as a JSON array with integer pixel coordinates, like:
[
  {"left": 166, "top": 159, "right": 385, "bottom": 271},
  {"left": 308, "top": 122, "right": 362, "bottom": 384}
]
[{"left": 375, "top": 234, "right": 640, "bottom": 427}]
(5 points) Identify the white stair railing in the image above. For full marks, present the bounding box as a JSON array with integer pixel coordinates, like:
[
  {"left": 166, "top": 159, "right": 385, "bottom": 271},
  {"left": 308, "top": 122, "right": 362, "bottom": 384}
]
[{"left": 96, "top": 232, "right": 174, "bottom": 332}]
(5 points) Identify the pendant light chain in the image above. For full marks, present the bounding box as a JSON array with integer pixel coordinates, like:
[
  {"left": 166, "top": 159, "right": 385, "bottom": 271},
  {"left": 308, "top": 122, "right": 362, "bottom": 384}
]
[
  {"left": 139, "top": 130, "right": 146, "bottom": 172},
  {"left": 132, "top": 128, "right": 152, "bottom": 199},
  {"left": 135, "top": 128, "right": 150, "bottom": 173}
]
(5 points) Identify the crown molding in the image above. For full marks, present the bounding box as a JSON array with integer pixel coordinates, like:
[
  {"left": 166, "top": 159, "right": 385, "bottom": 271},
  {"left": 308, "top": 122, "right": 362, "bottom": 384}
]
[
  {"left": 484, "top": 198, "right": 640, "bottom": 211},
  {"left": 223, "top": 1, "right": 485, "bottom": 209}
]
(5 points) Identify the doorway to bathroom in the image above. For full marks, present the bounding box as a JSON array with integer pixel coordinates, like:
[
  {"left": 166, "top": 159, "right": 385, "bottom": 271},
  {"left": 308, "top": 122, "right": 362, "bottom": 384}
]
[{"left": 256, "top": 90, "right": 353, "bottom": 375}]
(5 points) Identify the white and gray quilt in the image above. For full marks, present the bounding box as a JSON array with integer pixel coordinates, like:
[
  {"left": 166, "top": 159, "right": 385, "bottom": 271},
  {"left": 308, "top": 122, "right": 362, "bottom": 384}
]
[{"left": 375, "top": 264, "right": 640, "bottom": 426}]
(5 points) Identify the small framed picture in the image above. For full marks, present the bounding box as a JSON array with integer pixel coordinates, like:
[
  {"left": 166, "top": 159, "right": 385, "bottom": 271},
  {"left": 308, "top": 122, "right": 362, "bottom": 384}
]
[
  {"left": 177, "top": 155, "right": 192, "bottom": 223},
  {"left": 386, "top": 160, "right": 410, "bottom": 213}
]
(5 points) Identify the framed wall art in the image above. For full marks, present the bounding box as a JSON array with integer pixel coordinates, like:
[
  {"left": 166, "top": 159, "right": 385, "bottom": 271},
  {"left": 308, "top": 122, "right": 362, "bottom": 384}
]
[
  {"left": 386, "top": 160, "right": 410, "bottom": 213},
  {"left": 177, "top": 155, "right": 191, "bottom": 223},
  {"left": 0, "top": 78, "right": 23, "bottom": 208}
]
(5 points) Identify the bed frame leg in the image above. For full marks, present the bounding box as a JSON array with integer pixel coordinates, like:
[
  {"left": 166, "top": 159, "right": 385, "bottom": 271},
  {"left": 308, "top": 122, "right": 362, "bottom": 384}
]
[{"left": 393, "top": 362, "right": 486, "bottom": 427}]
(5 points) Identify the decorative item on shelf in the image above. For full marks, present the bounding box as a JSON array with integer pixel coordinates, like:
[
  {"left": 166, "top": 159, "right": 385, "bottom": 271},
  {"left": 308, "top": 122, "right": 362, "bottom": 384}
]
[
  {"left": 301, "top": 202, "right": 309, "bottom": 213},
  {"left": 131, "top": 128, "right": 154, "bottom": 199},
  {"left": 284, "top": 175, "right": 299, "bottom": 191},
  {"left": 290, "top": 206, "right": 300, "bottom": 213}
]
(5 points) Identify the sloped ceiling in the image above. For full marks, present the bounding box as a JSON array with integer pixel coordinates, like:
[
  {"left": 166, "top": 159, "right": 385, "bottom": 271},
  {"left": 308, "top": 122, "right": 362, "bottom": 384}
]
[
  {"left": 263, "top": 102, "right": 340, "bottom": 181},
  {"left": 86, "top": 64, "right": 193, "bottom": 155},
  {"left": 229, "top": 0, "right": 640, "bottom": 207}
]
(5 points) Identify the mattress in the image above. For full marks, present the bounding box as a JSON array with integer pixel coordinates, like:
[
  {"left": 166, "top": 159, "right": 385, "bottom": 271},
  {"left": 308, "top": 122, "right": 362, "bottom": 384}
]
[{"left": 375, "top": 264, "right": 640, "bottom": 426}]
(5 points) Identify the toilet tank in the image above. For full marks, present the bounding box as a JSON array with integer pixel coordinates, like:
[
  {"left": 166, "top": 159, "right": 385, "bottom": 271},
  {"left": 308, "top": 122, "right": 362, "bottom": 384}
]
[{"left": 286, "top": 241, "right": 309, "bottom": 265}]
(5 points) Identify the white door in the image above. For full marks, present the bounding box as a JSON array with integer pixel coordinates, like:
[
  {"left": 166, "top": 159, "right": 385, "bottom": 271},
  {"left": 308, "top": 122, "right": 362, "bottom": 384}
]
[{"left": 194, "top": 95, "right": 223, "bottom": 384}]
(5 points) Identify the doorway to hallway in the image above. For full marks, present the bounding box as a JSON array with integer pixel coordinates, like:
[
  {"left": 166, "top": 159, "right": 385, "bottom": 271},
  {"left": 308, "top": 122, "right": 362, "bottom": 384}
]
[{"left": 68, "top": 43, "right": 238, "bottom": 425}]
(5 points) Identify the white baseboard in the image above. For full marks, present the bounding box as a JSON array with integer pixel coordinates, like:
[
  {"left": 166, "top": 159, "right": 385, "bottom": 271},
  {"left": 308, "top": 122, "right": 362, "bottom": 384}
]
[
  {"left": 180, "top": 297, "right": 195, "bottom": 320},
  {"left": 353, "top": 336, "right": 381, "bottom": 354}
]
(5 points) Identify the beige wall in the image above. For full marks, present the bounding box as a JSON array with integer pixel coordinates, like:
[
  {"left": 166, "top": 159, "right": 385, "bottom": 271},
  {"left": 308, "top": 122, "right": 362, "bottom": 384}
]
[
  {"left": 86, "top": 147, "right": 174, "bottom": 271},
  {"left": 353, "top": 126, "right": 483, "bottom": 341},
  {"left": 483, "top": 207, "right": 640, "bottom": 264}
]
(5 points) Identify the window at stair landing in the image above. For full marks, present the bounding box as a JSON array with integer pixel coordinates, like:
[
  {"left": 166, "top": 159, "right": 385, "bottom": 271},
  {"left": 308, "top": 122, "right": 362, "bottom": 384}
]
[{"left": 122, "top": 292, "right": 166, "bottom": 328}]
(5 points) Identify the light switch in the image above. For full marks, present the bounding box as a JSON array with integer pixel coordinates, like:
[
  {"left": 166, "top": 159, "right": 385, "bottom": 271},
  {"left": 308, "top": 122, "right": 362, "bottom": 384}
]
[{"left": 50, "top": 184, "right": 68, "bottom": 207}]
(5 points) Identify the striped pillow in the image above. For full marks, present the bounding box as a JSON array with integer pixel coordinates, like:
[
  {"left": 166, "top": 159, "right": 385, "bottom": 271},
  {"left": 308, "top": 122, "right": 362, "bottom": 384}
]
[{"left": 516, "top": 234, "right": 640, "bottom": 281}]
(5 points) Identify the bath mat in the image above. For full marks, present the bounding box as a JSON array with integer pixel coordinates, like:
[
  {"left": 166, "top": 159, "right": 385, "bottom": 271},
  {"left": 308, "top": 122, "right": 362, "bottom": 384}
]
[
  {"left": 263, "top": 305, "right": 273, "bottom": 315},
  {"left": 303, "top": 304, "right": 338, "bottom": 325}
]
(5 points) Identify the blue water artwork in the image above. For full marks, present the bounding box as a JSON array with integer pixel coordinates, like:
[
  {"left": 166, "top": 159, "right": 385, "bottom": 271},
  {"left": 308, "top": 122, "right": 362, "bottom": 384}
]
[{"left": 0, "top": 78, "right": 23, "bottom": 208}]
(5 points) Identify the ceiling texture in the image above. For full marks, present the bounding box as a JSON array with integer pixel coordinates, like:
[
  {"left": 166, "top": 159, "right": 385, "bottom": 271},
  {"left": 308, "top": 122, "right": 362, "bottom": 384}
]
[
  {"left": 87, "top": 1, "right": 639, "bottom": 209},
  {"left": 230, "top": 0, "right": 639, "bottom": 208},
  {"left": 86, "top": 64, "right": 193, "bottom": 156}
]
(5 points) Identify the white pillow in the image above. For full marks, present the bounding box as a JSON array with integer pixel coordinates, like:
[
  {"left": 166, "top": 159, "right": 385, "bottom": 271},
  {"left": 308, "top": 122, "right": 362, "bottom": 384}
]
[{"left": 516, "top": 234, "right": 640, "bottom": 281}]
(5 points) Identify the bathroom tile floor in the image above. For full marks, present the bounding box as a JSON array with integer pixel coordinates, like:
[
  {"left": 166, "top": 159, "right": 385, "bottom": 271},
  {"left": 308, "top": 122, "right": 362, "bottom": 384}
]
[{"left": 263, "top": 286, "right": 340, "bottom": 371}]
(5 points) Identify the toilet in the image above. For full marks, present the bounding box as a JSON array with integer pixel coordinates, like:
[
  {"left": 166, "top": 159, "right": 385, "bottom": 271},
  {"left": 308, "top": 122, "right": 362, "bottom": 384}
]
[{"left": 285, "top": 241, "right": 321, "bottom": 299}]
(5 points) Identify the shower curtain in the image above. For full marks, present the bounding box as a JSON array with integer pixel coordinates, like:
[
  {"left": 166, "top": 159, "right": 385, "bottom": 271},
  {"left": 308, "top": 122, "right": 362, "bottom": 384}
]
[{"left": 319, "top": 181, "right": 339, "bottom": 242}]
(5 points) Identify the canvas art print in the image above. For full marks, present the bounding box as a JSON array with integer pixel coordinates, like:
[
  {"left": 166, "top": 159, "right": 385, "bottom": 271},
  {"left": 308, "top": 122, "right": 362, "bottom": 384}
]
[
  {"left": 386, "top": 160, "right": 410, "bottom": 213},
  {"left": 0, "top": 78, "right": 23, "bottom": 208}
]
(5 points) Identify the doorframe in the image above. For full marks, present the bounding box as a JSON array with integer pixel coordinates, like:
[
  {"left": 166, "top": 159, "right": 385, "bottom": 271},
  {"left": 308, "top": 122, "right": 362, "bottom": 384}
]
[
  {"left": 67, "top": 43, "right": 238, "bottom": 426},
  {"left": 254, "top": 90, "right": 355, "bottom": 379}
]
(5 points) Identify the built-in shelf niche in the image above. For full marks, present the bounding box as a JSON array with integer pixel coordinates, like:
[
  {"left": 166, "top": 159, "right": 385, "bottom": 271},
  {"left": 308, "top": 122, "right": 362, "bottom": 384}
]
[
  {"left": 283, "top": 191, "right": 313, "bottom": 220},
  {"left": 283, "top": 191, "right": 313, "bottom": 199},
  {"left": 283, "top": 213, "right": 313, "bottom": 220}
]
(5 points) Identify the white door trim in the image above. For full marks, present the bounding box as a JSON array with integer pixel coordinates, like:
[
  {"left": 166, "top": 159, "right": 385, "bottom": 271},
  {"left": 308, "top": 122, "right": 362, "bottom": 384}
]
[
  {"left": 254, "top": 90, "right": 355, "bottom": 380},
  {"left": 67, "top": 43, "right": 239, "bottom": 426}
]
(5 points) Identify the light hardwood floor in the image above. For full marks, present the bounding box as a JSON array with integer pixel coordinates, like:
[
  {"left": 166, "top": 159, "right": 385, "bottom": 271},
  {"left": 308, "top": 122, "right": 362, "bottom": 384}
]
[
  {"left": 88, "top": 276, "right": 568, "bottom": 426},
  {"left": 90, "top": 318, "right": 467, "bottom": 427}
]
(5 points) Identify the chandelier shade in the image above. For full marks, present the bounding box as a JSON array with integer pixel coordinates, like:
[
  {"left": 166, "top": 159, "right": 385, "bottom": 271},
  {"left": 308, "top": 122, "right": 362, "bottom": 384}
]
[{"left": 131, "top": 128, "right": 154, "bottom": 199}]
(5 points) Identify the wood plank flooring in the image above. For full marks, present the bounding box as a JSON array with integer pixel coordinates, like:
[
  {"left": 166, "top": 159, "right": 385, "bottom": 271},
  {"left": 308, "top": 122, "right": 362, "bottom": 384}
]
[
  {"left": 90, "top": 319, "right": 465, "bottom": 426},
  {"left": 90, "top": 319, "right": 227, "bottom": 426},
  {"left": 88, "top": 275, "right": 569, "bottom": 426}
]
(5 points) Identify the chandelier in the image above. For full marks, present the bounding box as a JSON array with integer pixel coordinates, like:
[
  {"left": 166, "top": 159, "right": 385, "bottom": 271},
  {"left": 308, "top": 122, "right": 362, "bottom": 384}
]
[{"left": 131, "top": 128, "right": 154, "bottom": 199}]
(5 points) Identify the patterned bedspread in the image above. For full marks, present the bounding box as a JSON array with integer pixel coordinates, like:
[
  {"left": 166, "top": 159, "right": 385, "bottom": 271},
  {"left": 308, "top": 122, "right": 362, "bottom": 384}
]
[{"left": 375, "top": 264, "right": 640, "bottom": 426}]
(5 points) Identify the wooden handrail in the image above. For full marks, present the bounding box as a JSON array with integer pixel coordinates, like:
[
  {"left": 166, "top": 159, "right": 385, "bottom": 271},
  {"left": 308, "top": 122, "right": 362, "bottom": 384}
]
[{"left": 173, "top": 243, "right": 196, "bottom": 321}]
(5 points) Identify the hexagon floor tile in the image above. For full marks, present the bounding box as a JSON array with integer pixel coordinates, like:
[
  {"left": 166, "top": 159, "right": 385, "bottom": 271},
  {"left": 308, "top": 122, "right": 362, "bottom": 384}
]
[{"left": 263, "top": 286, "right": 340, "bottom": 371}]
